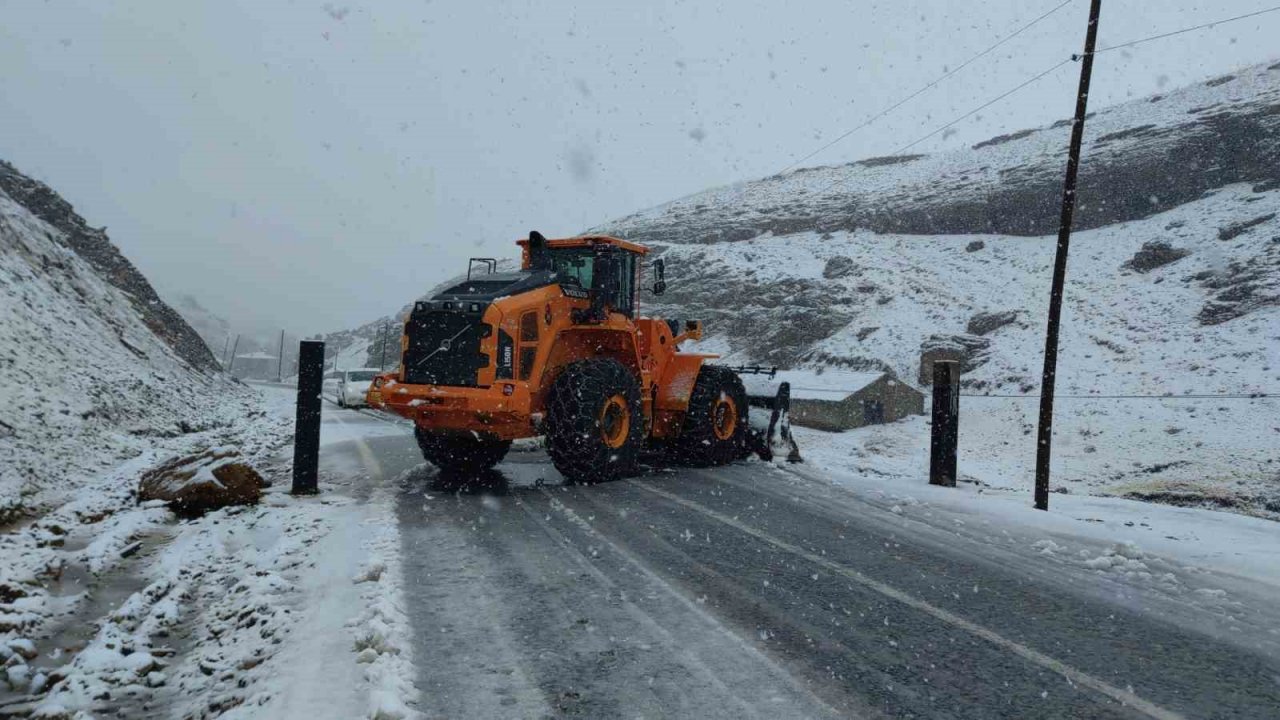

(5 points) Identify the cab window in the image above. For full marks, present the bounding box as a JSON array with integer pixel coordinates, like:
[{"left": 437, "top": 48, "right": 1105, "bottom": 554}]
[
  {"left": 550, "top": 250, "right": 593, "bottom": 288},
  {"left": 614, "top": 252, "right": 636, "bottom": 317}
]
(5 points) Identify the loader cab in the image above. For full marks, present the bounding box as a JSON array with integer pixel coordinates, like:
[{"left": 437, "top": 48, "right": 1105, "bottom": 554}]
[{"left": 519, "top": 233, "right": 648, "bottom": 319}]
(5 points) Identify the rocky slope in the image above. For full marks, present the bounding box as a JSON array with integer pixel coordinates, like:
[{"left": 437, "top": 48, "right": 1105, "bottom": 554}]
[
  {"left": 0, "top": 161, "right": 249, "bottom": 518},
  {"left": 0, "top": 161, "right": 219, "bottom": 373}
]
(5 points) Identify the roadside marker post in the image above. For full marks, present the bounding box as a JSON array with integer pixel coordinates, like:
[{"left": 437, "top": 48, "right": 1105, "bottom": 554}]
[
  {"left": 929, "top": 360, "right": 959, "bottom": 487},
  {"left": 292, "top": 340, "right": 324, "bottom": 495}
]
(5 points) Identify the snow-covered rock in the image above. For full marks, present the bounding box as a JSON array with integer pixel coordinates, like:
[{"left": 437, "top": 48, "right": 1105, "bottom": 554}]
[{"left": 138, "top": 448, "right": 266, "bottom": 516}]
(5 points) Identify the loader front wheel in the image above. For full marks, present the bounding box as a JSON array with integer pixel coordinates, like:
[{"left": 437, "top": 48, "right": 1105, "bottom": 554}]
[
  {"left": 415, "top": 427, "right": 510, "bottom": 476},
  {"left": 675, "top": 365, "right": 748, "bottom": 466},
  {"left": 545, "top": 359, "right": 643, "bottom": 484}
]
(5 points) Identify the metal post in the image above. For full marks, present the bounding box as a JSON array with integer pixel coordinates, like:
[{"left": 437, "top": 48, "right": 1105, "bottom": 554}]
[
  {"left": 1035, "top": 0, "right": 1102, "bottom": 511},
  {"left": 292, "top": 340, "right": 324, "bottom": 495},
  {"left": 379, "top": 322, "right": 389, "bottom": 371},
  {"left": 277, "top": 329, "right": 286, "bottom": 383},
  {"left": 929, "top": 360, "right": 959, "bottom": 487},
  {"left": 227, "top": 334, "right": 241, "bottom": 376}
]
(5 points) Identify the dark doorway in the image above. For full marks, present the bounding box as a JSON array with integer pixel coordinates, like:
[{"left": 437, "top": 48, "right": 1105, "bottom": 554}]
[{"left": 863, "top": 399, "right": 885, "bottom": 425}]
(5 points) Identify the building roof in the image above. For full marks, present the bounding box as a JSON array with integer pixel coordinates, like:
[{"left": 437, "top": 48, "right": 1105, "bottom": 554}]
[{"left": 741, "top": 368, "right": 894, "bottom": 401}]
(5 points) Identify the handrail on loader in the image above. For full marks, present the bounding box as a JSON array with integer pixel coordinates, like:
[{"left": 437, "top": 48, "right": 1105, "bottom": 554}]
[
  {"left": 730, "top": 364, "right": 778, "bottom": 378},
  {"left": 467, "top": 258, "right": 497, "bottom": 280}
]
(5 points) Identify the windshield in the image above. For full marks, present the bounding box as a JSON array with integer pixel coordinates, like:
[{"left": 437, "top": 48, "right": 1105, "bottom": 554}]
[
  {"left": 549, "top": 249, "right": 594, "bottom": 288},
  {"left": 346, "top": 371, "right": 376, "bottom": 382}
]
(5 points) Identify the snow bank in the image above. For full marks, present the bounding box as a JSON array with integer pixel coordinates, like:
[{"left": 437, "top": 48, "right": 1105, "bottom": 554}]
[{"left": 348, "top": 475, "right": 419, "bottom": 720}]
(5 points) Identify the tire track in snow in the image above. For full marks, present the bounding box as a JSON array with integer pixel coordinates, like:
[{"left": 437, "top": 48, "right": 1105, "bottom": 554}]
[
  {"left": 629, "top": 480, "right": 1186, "bottom": 720},
  {"left": 527, "top": 488, "right": 850, "bottom": 719}
]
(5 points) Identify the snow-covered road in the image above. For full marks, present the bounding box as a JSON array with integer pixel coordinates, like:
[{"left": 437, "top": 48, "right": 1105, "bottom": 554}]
[
  {"left": 310, "top": 408, "right": 1280, "bottom": 719},
  {"left": 10, "top": 385, "right": 1274, "bottom": 719}
]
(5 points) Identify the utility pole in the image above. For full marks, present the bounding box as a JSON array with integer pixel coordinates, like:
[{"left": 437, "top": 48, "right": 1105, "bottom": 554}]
[
  {"left": 277, "top": 329, "right": 286, "bottom": 382},
  {"left": 379, "top": 322, "right": 389, "bottom": 371},
  {"left": 1034, "top": 0, "right": 1102, "bottom": 511},
  {"left": 227, "top": 334, "right": 241, "bottom": 376},
  {"left": 221, "top": 335, "right": 231, "bottom": 368}
]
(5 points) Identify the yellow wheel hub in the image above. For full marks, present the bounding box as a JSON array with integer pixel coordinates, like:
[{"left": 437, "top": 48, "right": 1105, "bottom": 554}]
[
  {"left": 599, "top": 394, "right": 631, "bottom": 449},
  {"left": 711, "top": 396, "right": 738, "bottom": 441}
]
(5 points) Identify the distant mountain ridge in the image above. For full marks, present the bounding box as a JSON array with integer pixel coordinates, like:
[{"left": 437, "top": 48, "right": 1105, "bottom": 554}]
[{"left": 597, "top": 62, "right": 1280, "bottom": 245}]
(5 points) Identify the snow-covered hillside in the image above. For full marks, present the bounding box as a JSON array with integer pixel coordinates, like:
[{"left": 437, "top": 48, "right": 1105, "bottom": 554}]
[
  {"left": 644, "top": 186, "right": 1278, "bottom": 389},
  {"left": 594, "top": 62, "right": 1280, "bottom": 516},
  {"left": 0, "top": 166, "right": 252, "bottom": 519},
  {"left": 1, "top": 164, "right": 319, "bottom": 715},
  {"left": 0, "top": 161, "right": 219, "bottom": 374},
  {"left": 599, "top": 62, "right": 1280, "bottom": 245}
]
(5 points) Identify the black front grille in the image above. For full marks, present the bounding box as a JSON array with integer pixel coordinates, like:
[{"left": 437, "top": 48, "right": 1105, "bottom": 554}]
[{"left": 403, "top": 308, "right": 489, "bottom": 386}]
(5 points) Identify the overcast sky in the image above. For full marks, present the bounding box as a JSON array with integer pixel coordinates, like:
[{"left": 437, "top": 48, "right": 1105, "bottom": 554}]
[{"left": 2, "top": 1, "right": 1277, "bottom": 336}]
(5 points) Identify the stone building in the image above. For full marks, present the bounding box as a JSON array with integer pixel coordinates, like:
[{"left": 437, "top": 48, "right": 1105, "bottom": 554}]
[{"left": 742, "top": 369, "right": 924, "bottom": 432}]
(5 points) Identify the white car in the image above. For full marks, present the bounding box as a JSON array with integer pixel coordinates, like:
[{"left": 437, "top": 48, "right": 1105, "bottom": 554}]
[{"left": 336, "top": 368, "right": 380, "bottom": 408}]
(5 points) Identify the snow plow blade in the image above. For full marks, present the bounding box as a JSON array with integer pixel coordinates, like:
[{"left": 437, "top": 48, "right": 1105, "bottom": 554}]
[{"left": 736, "top": 366, "right": 802, "bottom": 463}]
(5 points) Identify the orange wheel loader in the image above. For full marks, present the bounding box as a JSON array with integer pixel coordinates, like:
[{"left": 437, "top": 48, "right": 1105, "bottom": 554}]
[{"left": 367, "top": 232, "right": 797, "bottom": 483}]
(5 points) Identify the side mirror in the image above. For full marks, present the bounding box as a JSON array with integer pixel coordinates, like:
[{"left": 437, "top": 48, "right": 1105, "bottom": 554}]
[{"left": 651, "top": 258, "right": 667, "bottom": 295}]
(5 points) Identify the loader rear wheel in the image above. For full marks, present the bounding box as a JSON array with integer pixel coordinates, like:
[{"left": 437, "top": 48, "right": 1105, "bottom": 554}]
[
  {"left": 545, "top": 359, "right": 643, "bottom": 484},
  {"left": 414, "top": 427, "right": 510, "bottom": 476},
  {"left": 675, "top": 365, "right": 748, "bottom": 466}
]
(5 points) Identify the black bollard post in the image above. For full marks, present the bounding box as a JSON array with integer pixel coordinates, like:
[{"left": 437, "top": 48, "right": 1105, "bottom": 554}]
[
  {"left": 929, "top": 360, "right": 959, "bottom": 487},
  {"left": 292, "top": 340, "right": 324, "bottom": 495}
]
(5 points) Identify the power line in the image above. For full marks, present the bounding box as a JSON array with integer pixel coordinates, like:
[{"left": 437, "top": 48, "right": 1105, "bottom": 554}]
[
  {"left": 777, "top": 0, "right": 1075, "bottom": 175},
  {"left": 960, "top": 393, "right": 1277, "bottom": 400},
  {"left": 785, "top": 388, "right": 1276, "bottom": 400},
  {"left": 805, "top": 56, "right": 1073, "bottom": 199},
  {"left": 890, "top": 59, "right": 1072, "bottom": 156},
  {"left": 1093, "top": 5, "right": 1280, "bottom": 55},
  {"left": 804, "top": 4, "right": 1280, "bottom": 202}
]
